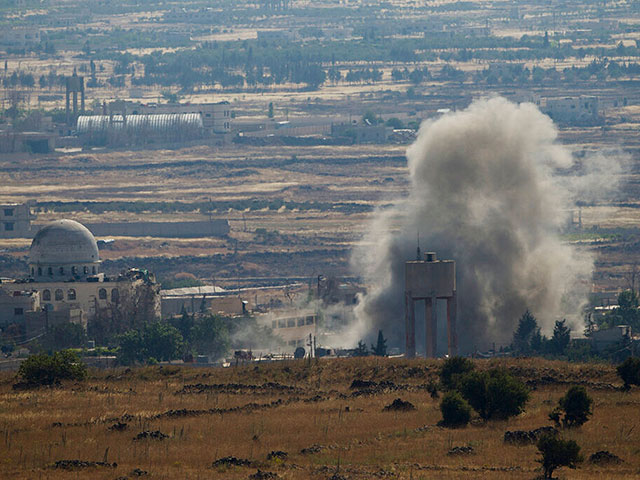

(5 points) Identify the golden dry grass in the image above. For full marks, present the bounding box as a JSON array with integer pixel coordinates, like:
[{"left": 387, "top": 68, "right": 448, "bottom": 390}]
[{"left": 0, "top": 357, "right": 639, "bottom": 479}]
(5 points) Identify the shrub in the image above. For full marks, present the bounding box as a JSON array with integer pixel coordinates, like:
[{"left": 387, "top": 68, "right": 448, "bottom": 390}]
[
  {"left": 459, "top": 368, "right": 529, "bottom": 420},
  {"left": 549, "top": 386, "right": 593, "bottom": 428},
  {"left": 440, "top": 391, "right": 471, "bottom": 427},
  {"left": 16, "top": 350, "right": 87, "bottom": 387},
  {"left": 616, "top": 357, "right": 640, "bottom": 390},
  {"left": 439, "top": 356, "right": 475, "bottom": 390},
  {"left": 537, "top": 433, "right": 582, "bottom": 479}
]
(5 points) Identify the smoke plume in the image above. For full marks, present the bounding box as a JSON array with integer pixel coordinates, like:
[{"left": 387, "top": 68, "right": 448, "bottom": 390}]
[{"left": 350, "top": 97, "right": 613, "bottom": 353}]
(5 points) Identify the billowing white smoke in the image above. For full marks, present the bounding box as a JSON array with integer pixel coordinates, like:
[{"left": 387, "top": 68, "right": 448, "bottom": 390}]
[{"left": 350, "top": 97, "right": 614, "bottom": 353}]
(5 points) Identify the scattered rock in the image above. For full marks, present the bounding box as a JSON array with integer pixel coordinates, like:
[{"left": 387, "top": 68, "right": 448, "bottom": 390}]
[
  {"left": 304, "top": 395, "right": 326, "bottom": 403},
  {"left": 178, "top": 382, "right": 300, "bottom": 395},
  {"left": 350, "top": 379, "right": 376, "bottom": 389},
  {"left": 134, "top": 430, "right": 168, "bottom": 441},
  {"left": 382, "top": 398, "right": 416, "bottom": 412},
  {"left": 249, "top": 469, "right": 280, "bottom": 479},
  {"left": 328, "top": 474, "right": 348, "bottom": 480},
  {"left": 589, "top": 451, "right": 623, "bottom": 465},
  {"left": 108, "top": 422, "right": 128, "bottom": 431},
  {"left": 349, "top": 379, "right": 397, "bottom": 395},
  {"left": 503, "top": 426, "right": 557, "bottom": 445},
  {"left": 447, "top": 446, "right": 474, "bottom": 456},
  {"left": 52, "top": 460, "right": 117, "bottom": 470},
  {"left": 406, "top": 366, "right": 426, "bottom": 377},
  {"left": 212, "top": 456, "right": 253, "bottom": 468},
  {"left": 300, "top": 444, "right": 326, "bottom": 455},
  {"left": 267, "top": 450, "right": 288, "bottom": 461}
]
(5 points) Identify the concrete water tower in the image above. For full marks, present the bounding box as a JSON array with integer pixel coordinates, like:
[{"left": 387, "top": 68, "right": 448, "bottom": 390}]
[{"left": 404, "top": 252, "right": 457, "bottom": 358}]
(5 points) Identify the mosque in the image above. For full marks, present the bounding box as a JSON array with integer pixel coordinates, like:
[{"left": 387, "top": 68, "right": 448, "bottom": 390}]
[{"left": 0, "top": 219, "right": 160, "bottom": 339}]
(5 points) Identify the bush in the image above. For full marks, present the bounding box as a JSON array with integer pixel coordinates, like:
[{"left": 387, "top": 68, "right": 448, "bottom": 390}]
[
  {"left": 439, "top": 356, "right": 475, "bottom": 390},
  {"left": 549, "top": 386, "right": 593, "bottom": 428},
  {"left": 616, "top": 357, "right": 640, "bottom": 390},
  {"left": 440, "top": 391, "right": 472, "bottom": 427},
  {"left": 459, "top": 368, "right": 529, "bottom": 420},
  {"left": 16, "top": 350, "right": 87, "bottom": 387},
  {"left": 537, "top": 433, "right": 582, "bottom": 479}
]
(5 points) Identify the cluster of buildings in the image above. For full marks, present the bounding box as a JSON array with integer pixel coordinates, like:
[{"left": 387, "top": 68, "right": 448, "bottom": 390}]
[
  {"left": 0, "top": 71, "right": 235, "bottom": 153},
  {"left": 1, "top": 215, "right": 638, "bottom": 361},
  {"left": 0, "top": 215, "right": 350, "bottom": 357},
  {"left": 0, "top": 220, "right": 160, "bottom": 340}
]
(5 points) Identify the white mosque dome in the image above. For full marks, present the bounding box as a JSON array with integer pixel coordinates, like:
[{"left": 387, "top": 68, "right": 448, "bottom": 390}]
[{"left": 28, "top": 220, "right": 100, "bottom": 280}]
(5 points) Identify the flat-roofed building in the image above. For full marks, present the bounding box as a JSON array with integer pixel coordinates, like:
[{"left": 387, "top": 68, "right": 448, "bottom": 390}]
[{"left": 0, "top": 203, "right": 35, "bottom": 238}]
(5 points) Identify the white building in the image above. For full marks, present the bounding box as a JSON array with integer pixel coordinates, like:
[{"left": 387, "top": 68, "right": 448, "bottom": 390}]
[
  {"left": 0, "top": 203, "right": 35, "bottom": 238},
  {"left": 103, "top": 100, "right": 232, "bottom": 134},
  {"left": 543, "top": 96, "right": 601, "bottom": 125},
  {"left": 257, "top": 309, "right": 318, "bottom": 348},
  {"left": 0, "top": 220, "right": 160, "bottom": 336}
]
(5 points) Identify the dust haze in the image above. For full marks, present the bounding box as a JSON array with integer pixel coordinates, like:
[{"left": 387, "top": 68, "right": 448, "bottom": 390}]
[{"left": 349, "top": 97, "right": 621, "bottom": 353}]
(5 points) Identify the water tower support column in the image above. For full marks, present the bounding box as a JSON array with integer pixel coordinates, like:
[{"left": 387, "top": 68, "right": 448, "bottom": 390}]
[
  {"left": 425, "top": 297, "right": 437, "bottom": 358},
  {"left": 447, "top": 291, "right": 458, "bottom": 356},
  {"left": 405, "top": 291, "right": 416, "bottom": 358}
]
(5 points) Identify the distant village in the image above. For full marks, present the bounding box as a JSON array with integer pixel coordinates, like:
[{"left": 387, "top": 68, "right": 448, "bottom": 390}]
[
  {"left": 0, "top": 203, "right": 637, "bottom": 367},
  {"left": 1, "top": 71, "right": 605, "bottom": 154}
]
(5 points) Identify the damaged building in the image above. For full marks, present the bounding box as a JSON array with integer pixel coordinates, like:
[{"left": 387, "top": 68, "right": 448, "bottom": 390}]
[{"left": 0, "top": 219, "right": 160, "bottom": 339}]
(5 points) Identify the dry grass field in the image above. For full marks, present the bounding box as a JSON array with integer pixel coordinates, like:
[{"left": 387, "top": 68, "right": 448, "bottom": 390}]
[{"left": 0, "top": 357, "right": 639, "bottom": 479}]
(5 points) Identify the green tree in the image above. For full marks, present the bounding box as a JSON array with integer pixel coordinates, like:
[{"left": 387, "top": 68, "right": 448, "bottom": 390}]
[
  {"left": 549, "top": 319, "right": 571, "bottom": 356},
  {"left": 439, "top": 391, "right": 471, "bottom": 428},
  {"left": 371, "top": 330, "right": 387, "bottom": 356},
  {"left": 605, "top": 290, "right": 640, "bottom": 331},
  {"left": 537, "top": 433, "right": 582, "bottom": 479},
  {"left": 43, "top": 322, "right": 86, "bottom": 351},
  {"left": 530, "top": 327, "right": 545, "bottom": 353},
  {"left": 362, "top": 110, "right": 381, "bottom": 125},
  {"left": 143, "top": 322, "right": 184, "bottom": 362},
  {"left": 353, "top": 340, "right": 368, "bottom": 357},
  {"left": 459, "top": 369, "right": 529, "bottom": 420},
  {"left": 161, "top": 90, "right": 179, "bottom": 103},
  {"left": 268, "top": 102, "right": 274, "bottom": 118},
  {"left": 616, "top": 357, "right": 640, "bottom": 390},
  {"left": 512, "top": 310, "right": 538, "bottom": 354},
  {"left": 117, "top": 322, "right": 184, "bottom": 365},
  {"left": 116, "top": 329, "right": 144, "bottom": 366},
  {"left": 191, "top": 314, "right": 229, "bottom": 359},
  {"left": 169, "top": 309, "right": 194, "bottom": 344},
  {"left": 439, "top": 356, "right": 475, "bottom": 390},
  {"left": 16, "top": 350, "right": 87, "bottom": 387},
  {"left": 385, "top": 117, "right": 404, "bottom": 129},
  {"left": 549, "top": 386, "right": 593, "bottom": 428}
]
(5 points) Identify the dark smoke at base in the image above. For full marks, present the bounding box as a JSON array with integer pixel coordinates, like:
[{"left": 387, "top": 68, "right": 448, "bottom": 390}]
[{"left": 348, "top": 97, "right": 616, "bottom": 353}]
